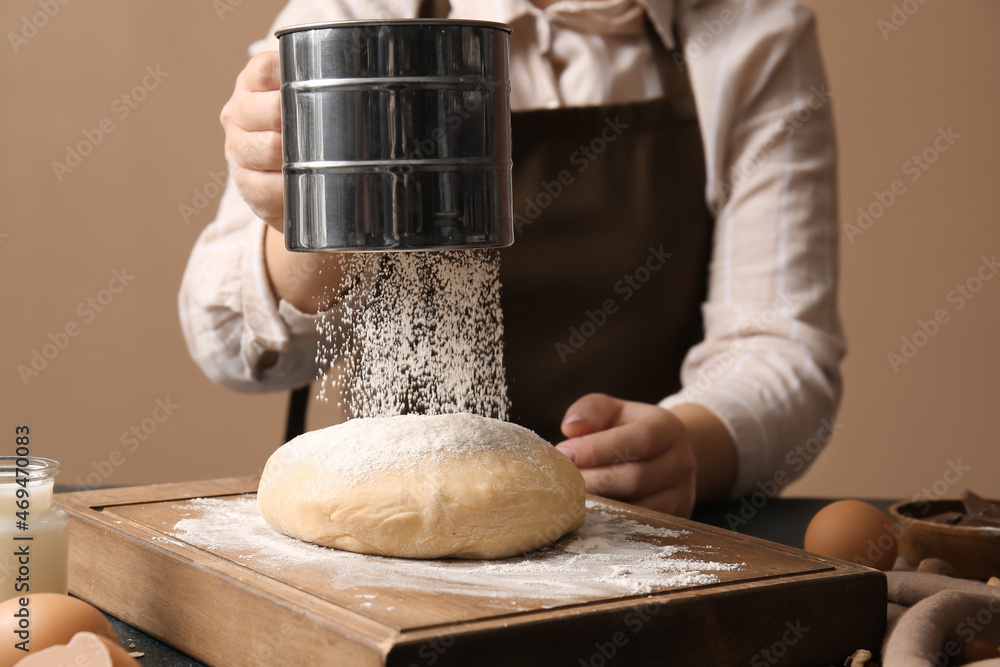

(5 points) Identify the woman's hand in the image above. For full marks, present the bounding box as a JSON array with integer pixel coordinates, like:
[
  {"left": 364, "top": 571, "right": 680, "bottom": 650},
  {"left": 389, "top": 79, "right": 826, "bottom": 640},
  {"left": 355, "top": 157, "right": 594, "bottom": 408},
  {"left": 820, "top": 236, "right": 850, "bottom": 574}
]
[
  {"left": 555, "top": 394, "right": 737, "bottom": 517},
  {"left": 219, "top": 51, "right": 353, "bottom": 313},
  {"left": 220, "top": 50, "right": 283, "bottom": 229}
]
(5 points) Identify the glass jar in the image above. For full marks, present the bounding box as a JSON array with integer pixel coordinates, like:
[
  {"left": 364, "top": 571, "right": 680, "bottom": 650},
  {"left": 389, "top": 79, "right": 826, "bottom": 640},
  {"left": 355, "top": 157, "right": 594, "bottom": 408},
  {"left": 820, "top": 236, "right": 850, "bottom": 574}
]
[{"left": 0, "top": 457, "right": 69, "bottom": 601}]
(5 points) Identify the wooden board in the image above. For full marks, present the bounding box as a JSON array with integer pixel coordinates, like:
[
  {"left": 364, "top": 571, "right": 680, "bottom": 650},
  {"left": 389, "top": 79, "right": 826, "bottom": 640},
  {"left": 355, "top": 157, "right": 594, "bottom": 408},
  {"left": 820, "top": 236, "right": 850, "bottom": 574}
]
[{"left": 57, "top": 478, "right": 886, "bottom": 666}]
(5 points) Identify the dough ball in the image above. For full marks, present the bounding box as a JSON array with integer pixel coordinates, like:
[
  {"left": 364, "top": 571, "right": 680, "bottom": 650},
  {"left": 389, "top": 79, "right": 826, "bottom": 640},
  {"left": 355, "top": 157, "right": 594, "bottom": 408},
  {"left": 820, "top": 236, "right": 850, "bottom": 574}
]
[{"left": 257, "top": 413, "right": 585, "bottom": 559}]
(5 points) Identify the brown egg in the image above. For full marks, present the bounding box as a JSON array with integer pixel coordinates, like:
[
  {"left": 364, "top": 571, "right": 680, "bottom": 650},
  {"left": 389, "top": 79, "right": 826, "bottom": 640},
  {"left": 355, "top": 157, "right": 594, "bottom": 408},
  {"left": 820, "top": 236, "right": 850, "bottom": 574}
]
[
  {"left": 14, "top": 632, "right": 140, "bottom": 667},
  {"left": 0, "top": 593, "right": 116, "bottom": 667},
  {"left": 804, "top": 500, "right": 898, "bottom": 571}
]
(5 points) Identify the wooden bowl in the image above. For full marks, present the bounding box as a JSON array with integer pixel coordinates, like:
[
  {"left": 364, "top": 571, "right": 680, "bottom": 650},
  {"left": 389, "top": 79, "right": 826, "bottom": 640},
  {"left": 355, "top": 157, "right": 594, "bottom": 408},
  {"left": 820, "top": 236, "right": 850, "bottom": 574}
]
[{"left": 890, "top": 499, "right": 1000, "bottom": 580}]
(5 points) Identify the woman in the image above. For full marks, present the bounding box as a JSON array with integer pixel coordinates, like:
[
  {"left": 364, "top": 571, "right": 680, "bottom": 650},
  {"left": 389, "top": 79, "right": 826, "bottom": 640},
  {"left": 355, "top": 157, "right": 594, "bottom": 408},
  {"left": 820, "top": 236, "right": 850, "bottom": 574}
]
[{"left": 179, "top": 0, "right": 844, "bottom": 517}]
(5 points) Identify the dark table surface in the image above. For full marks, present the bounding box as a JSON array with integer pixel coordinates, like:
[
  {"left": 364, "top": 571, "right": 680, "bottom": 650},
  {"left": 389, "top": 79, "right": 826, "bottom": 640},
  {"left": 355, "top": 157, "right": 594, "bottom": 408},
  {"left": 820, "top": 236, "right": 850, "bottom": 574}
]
[{"left": 101, "top": 497, "right": 894, "bottom": 665}]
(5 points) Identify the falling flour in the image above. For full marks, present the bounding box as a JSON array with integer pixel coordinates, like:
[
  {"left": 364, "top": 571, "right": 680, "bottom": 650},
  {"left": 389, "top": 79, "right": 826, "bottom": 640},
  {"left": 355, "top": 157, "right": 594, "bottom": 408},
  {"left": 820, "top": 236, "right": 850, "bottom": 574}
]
[
  {"left": 172, "top": 497, "right": 743, "bottom": 601},
  {"left": 315, "top": 250, "right": 509, "bottom": 420}
]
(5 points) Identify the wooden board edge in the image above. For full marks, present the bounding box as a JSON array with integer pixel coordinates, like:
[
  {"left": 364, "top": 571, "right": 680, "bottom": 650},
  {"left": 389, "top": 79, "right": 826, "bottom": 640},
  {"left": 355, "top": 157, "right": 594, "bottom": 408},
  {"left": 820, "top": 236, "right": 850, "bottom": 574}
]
[
  {"left": 390, "top": 565, "right": 887, "bottom": 640},
  {"left": 67, "top": 514, "right": 397, "bottom": 667},
  {"left": 55, "top": 476, "right": 260, "bottom": 510},
  {"left": 386, "top": 566, "right": 887, "bottom": 667},
  {"left": 63, "top": 500, "right": 401, "bottom": 643}
]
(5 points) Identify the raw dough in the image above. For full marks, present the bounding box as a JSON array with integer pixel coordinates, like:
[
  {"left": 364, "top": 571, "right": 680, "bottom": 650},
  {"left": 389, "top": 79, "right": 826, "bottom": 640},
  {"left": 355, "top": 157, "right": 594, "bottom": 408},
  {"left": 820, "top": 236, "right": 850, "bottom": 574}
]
[{"left": 257, "top": 413, "right": 586, "bottom": 559}]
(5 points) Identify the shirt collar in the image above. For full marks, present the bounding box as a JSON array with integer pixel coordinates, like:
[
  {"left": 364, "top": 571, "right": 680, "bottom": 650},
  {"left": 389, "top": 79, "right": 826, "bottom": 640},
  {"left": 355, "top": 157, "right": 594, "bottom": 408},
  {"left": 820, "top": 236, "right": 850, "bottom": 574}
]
[{"left": 448, "top": 0, "right": 676, "bottom": 50}]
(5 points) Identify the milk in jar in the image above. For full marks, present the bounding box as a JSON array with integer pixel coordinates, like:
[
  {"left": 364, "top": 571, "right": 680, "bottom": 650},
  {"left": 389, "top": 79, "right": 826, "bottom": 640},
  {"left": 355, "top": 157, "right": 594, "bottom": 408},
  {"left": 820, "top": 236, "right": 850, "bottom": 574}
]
[{"left": 0, "top": 457, "right": 69, "bottom": 601}]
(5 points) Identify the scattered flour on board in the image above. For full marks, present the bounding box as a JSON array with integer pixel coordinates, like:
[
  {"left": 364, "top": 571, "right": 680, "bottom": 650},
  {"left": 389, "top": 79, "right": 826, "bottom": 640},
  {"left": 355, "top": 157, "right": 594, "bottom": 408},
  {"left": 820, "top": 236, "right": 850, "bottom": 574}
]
[
  {"left": 314, "top": 250, "right": 509, "bottom": 420},
  {"left": 172, "top": 497, "right": 743, "bottom": 601}
]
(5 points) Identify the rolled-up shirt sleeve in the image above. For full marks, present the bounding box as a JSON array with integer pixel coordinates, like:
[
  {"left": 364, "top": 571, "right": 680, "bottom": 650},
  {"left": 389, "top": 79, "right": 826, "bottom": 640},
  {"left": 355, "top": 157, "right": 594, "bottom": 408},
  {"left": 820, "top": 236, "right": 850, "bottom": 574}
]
[
  {"left": 659, "top": 0, "right": 845, "bottom": 497},
  {"left": 179, "top": 0, "right": 366, "bottom": 393},
  {"left": 178, "top": 177, "right": 325, "bottom": 392}
]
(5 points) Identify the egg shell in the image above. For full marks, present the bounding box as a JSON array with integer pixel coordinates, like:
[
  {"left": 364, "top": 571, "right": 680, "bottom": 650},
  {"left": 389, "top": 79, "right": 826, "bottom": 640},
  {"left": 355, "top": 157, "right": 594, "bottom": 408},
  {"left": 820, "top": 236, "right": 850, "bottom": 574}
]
[
  {"left": 0, "top": 594, "right": 116, "bottom": 667},
  {"left": 804, "top": 500, "right": 898, "bottom": 571},
  {"left": 14, "top": 632, "right": 140, "bottom": 667}
]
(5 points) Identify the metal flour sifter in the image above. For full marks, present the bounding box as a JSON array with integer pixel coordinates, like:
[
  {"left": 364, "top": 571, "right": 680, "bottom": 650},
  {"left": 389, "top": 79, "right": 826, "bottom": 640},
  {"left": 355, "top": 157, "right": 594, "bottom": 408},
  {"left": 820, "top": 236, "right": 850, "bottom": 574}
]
[{"left": 277, "top": 19, "right": 513, "bottom": 252}]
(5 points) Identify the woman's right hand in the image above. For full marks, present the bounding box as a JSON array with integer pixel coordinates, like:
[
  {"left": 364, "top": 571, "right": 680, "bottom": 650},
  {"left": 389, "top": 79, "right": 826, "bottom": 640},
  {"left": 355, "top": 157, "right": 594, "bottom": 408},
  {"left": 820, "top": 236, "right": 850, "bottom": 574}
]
[
  {"left": 220, "top": 50, "right": 284, "bottom": 230},
  {"left": 220, "top": 50, "right": 350, "bottom": 314}
]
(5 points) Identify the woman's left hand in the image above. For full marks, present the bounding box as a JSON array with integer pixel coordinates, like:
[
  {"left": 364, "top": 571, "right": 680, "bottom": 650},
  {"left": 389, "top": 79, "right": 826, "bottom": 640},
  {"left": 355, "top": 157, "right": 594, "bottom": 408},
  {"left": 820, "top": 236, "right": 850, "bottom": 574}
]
[{"left": 555, "top": 393, "right": 697, "bottom": 517}]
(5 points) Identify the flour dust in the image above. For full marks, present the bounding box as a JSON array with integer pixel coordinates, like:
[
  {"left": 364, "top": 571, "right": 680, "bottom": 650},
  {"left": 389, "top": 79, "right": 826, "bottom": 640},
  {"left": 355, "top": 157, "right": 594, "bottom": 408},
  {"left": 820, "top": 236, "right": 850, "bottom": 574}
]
[
  {"left": 172, "top": 497, "right": 744, "bottom": 601},
  {"left": 315, "top": 250, "right": 509, "bottom": 420}
]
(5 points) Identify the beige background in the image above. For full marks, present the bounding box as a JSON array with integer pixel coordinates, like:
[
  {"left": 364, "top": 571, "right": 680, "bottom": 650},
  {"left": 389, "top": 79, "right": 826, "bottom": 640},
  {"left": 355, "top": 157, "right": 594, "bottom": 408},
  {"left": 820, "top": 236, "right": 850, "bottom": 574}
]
[{"left": 2, "top": 1, "right": 997, "bottom": 500}]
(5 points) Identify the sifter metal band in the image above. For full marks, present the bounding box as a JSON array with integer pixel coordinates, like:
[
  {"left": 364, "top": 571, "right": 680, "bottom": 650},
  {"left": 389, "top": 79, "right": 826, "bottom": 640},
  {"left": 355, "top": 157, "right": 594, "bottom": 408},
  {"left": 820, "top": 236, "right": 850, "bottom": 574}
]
[{"left": 276, "top": 20, "right": 514, "bottom": 252}]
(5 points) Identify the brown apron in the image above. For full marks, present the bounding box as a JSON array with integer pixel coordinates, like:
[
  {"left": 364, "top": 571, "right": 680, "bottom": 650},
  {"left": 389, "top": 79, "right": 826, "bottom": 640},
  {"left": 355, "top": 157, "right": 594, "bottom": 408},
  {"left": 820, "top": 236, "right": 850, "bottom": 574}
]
[
  {"left": 411, "top": 3, "right": 715, "bottom": 443},
  {"left": 500, "top": 34, "right": 714, "bottom": 443}
]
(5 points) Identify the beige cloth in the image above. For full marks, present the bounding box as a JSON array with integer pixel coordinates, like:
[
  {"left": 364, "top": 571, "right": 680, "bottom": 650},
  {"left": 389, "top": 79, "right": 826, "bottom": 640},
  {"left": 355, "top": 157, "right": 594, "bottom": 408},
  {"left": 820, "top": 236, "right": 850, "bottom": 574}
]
[
  {"left": 884, "top": 572, "right": 1000, "bottom": 666},
  {"left": 178, "top": 0, "right": 844, "bottom": 498}
]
